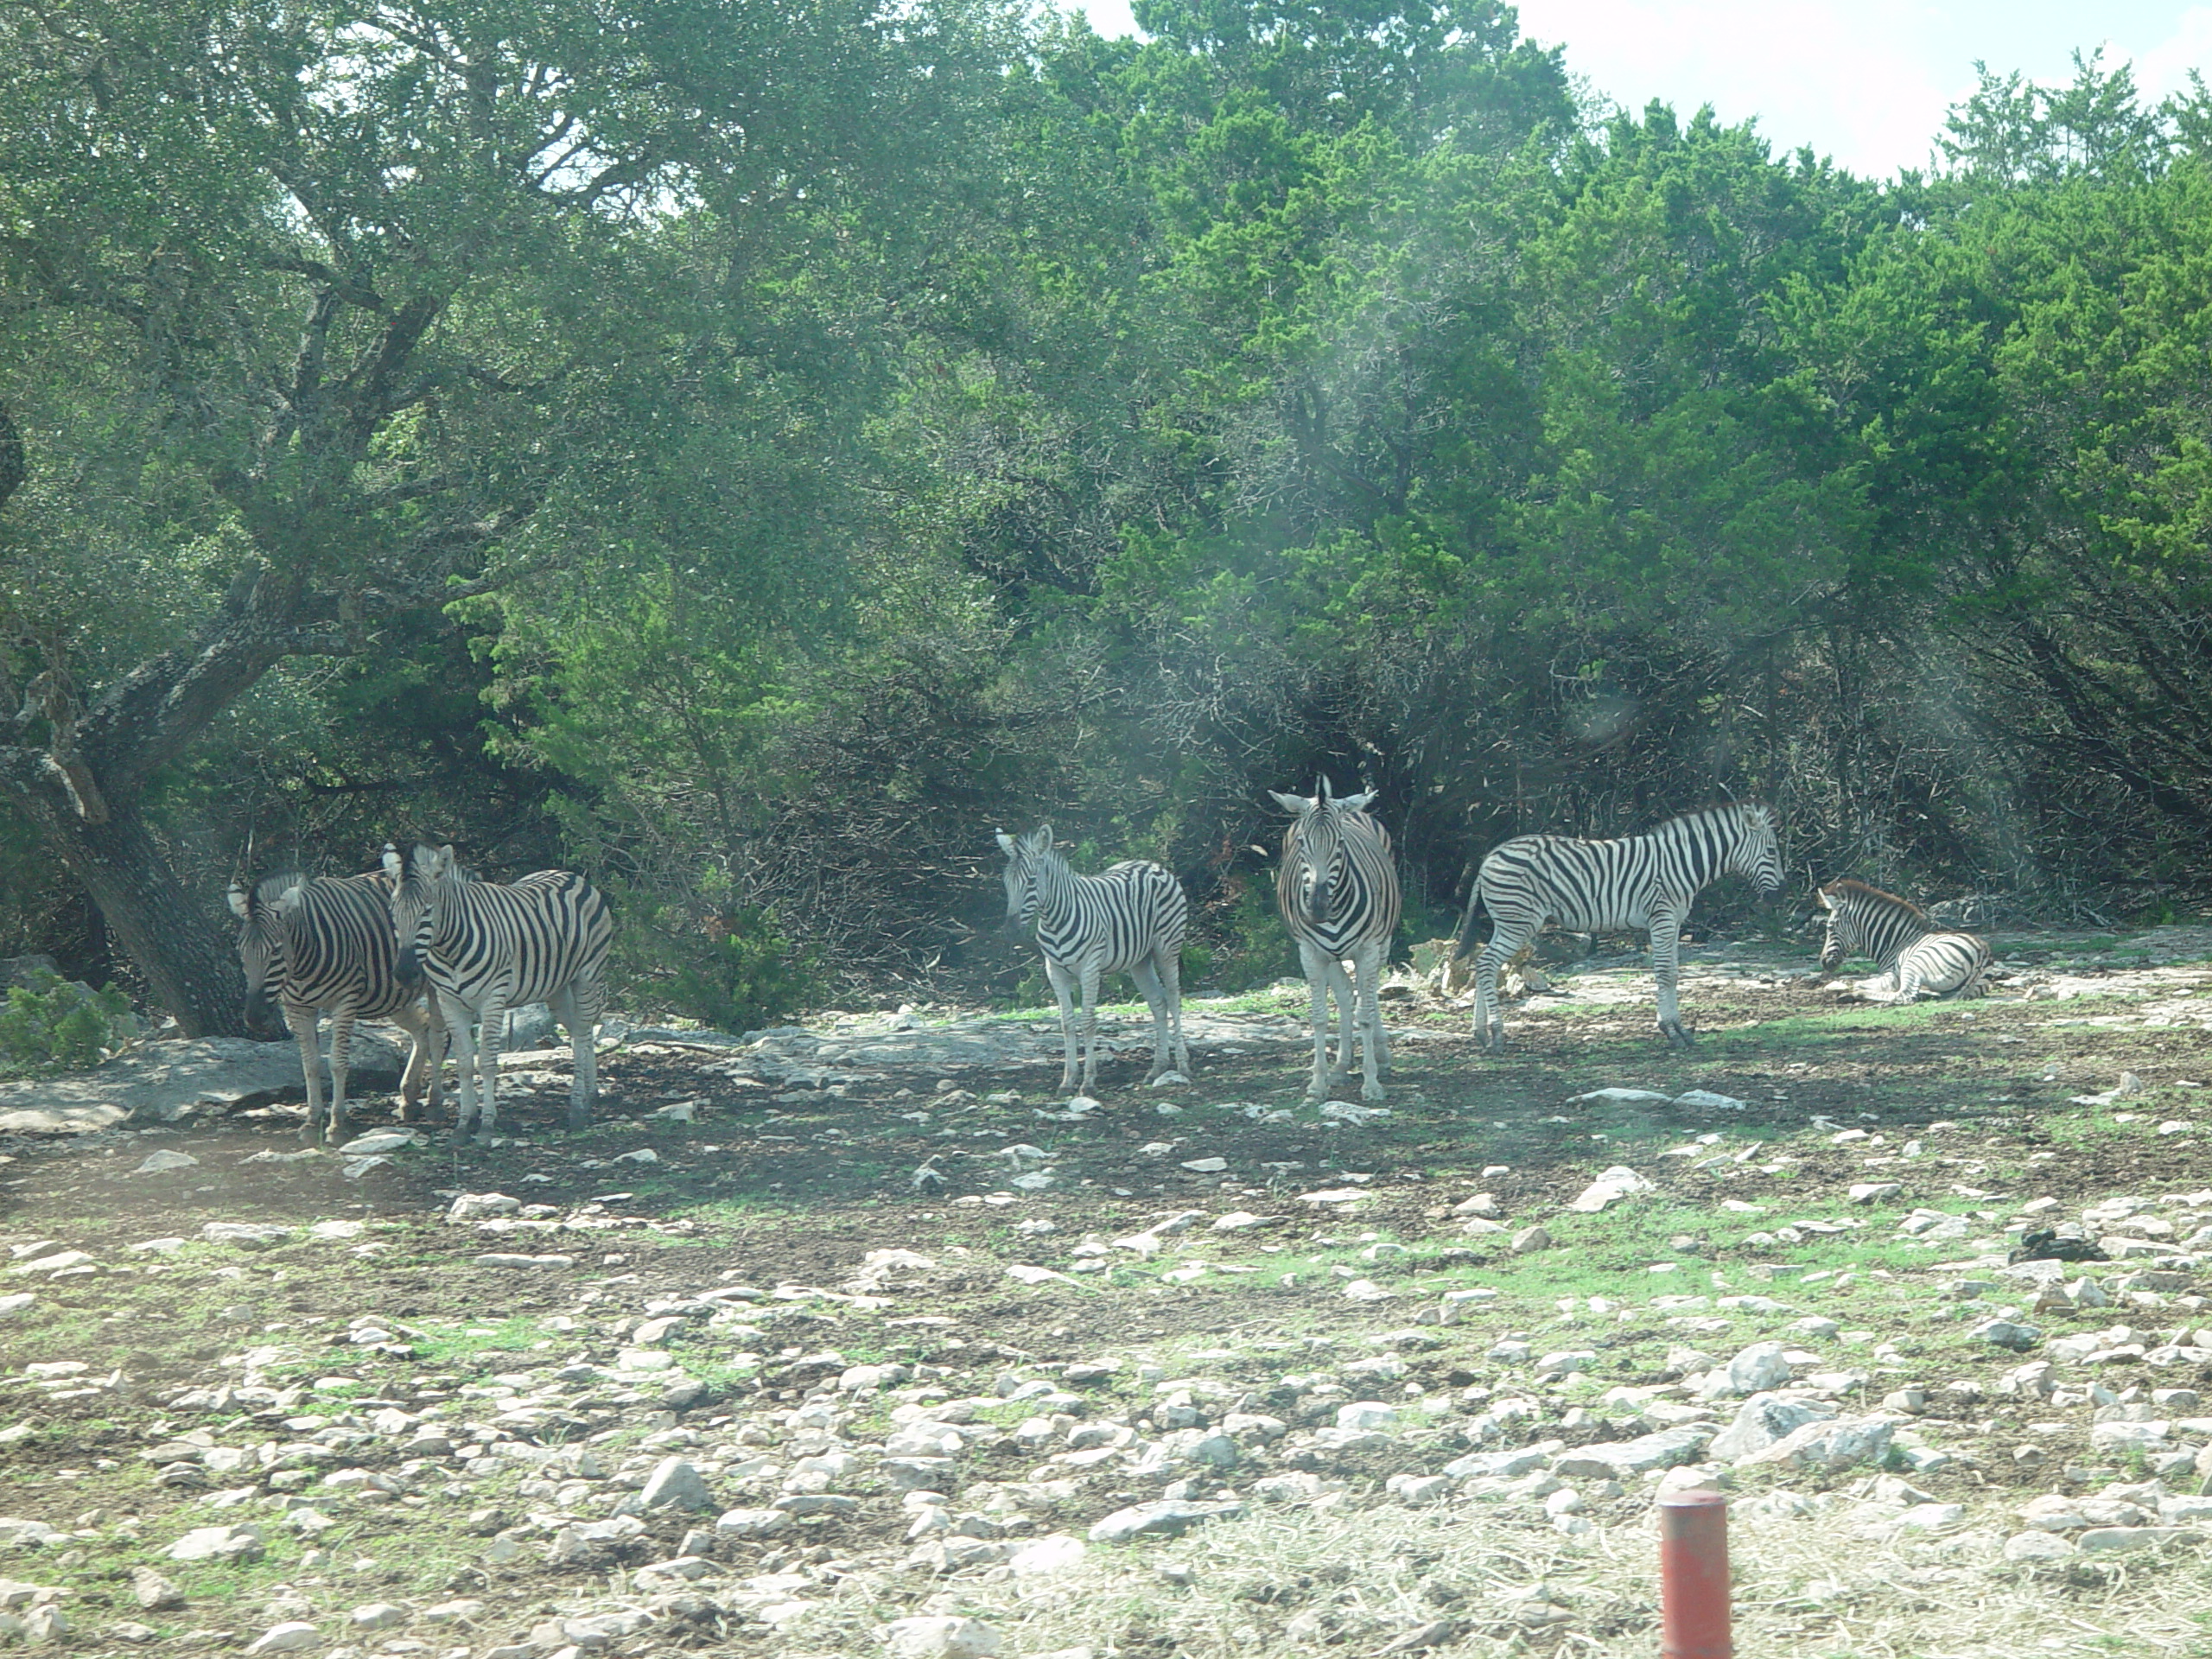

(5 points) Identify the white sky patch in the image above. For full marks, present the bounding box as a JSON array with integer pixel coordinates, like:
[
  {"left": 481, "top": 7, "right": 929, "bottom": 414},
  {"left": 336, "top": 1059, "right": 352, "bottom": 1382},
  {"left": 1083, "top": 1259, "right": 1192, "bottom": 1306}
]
[{"left": 1059, "top": 0, "right": 2212, "bottom": 181}]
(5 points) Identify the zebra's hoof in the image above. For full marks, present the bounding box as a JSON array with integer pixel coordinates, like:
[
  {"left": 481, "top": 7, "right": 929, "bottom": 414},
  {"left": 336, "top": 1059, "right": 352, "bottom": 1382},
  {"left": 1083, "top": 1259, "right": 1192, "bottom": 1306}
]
[{"left": 1361, "top": 1084, "right": 1387, "bottom": 1104}]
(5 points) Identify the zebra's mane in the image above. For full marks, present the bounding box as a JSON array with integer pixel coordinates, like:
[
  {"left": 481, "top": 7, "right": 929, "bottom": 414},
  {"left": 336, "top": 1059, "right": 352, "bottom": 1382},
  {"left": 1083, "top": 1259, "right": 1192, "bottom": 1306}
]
[
  {"left": 1675, "top": 800, "right": 1771, "bottom": 830},
  {"left": 1823, "top": 878, "right": 1924, "bottom": 918},
  {"left": 249, "top": 870, "right": 307, "bottom": 909}
]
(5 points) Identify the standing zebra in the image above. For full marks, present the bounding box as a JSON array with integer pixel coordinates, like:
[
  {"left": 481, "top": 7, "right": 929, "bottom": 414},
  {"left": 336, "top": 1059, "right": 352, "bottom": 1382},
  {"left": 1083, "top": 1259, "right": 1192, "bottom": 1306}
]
[
  {"left": 383, "top": 843, "right": 613, "bottom": 1140},
  {"left": 995, "top": 825, "right": 1191, "bottom": 1096},
  {"left": 1452, "top": 801, "right": 1784, "bottom": 1050},
  {"left": 1816, "top": 880, "right": 1992, "bottom": 1001},
  {"left": 1271, "top": 779, "right": 1402, "bottom": 1103},
  {"left": 228, "top": 869, "right": 448, "bottom": 1146}
]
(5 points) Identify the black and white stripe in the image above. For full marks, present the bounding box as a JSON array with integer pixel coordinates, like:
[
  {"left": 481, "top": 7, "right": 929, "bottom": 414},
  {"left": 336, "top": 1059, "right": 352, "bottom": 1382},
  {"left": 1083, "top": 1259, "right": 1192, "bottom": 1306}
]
[
  {"left": 384, "top": 843, "right": 613, "bottom": 1139},
  {"left": 1272, "top": 779, "right": 1402, "bottom": 1103},
  {"left": 228, "top": 869, "right": 447, "bottom": 1145},
  {"left": 1452, "top": 801, "right": 1785, "bottom": 1048},
  {"left": 1817, "top": 880, "right": 1991, "bottom": 1000},
  {"left": 995, "top": 824, "right": 1191, "bottom": 1095}
]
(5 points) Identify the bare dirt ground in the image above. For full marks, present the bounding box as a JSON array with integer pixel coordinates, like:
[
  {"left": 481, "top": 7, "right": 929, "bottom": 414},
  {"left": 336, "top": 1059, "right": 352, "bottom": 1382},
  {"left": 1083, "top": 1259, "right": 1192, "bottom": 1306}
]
[{"left": 4, "top": 925, "right": 2212, "bottom": 1657}]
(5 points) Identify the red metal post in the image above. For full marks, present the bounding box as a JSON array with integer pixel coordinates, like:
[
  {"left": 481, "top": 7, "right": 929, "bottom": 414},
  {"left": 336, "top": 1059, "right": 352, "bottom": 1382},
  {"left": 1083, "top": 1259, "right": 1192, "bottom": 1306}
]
[{"left": 1657, "top": 1489, "right": 1732, "bottom": 1659}]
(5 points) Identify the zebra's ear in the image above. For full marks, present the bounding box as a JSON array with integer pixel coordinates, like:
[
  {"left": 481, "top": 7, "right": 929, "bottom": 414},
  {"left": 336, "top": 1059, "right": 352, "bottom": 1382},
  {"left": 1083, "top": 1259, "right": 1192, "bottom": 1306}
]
[
  {"left": 226, "top": 881, "right": 251, "bottom": 921},
  {"left": 434, "top": 843, "right": 459, "bottom": 878},
  {"left": 1025, "top": 825, "right": 1053, "bottom": 854},
  {"left": 381, "top": 844, "right": 404, "bottom": 880},
  {"left": 1338, "top": 790, "right": 1376, "bottom": 812},
  {"left": 994, "top": 830, "right": 1016, "bottom": 856},
  {"left": 410, "top": 842, "right": 441, "bottom": 880},
  {"left": 1268, "top": 790, "right": 1313, "bottom": 816}
]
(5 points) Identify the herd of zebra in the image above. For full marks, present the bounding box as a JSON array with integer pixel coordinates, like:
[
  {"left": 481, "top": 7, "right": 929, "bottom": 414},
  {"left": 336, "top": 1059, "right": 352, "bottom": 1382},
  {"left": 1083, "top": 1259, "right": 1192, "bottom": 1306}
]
[
  {"left": 995, "top": 791, "right": 1993, "bottom": 1107},
  {"left": 228, "top": 802, "right": 1993, "bottom": 1146}
]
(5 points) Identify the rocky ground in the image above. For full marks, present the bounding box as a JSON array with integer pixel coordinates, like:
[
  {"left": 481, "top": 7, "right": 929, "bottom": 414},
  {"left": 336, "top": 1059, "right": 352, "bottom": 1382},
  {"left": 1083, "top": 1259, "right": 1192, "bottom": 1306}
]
[{"left": 4, "top": 925, "right": 2212, "bottom": 1657}]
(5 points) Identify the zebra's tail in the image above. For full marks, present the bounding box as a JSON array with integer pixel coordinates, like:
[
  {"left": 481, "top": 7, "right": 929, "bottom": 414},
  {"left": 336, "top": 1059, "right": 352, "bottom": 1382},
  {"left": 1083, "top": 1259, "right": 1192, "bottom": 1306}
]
[{"left": 1450, "top": 878, "right": 1489, "bottom": 962}]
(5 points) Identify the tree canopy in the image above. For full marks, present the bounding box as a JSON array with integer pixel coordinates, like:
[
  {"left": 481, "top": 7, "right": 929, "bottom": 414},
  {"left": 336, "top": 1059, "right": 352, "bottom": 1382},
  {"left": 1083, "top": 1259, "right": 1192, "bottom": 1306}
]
[{"left": 3, "top": 3, "right": 2208, "bottom": 1025}]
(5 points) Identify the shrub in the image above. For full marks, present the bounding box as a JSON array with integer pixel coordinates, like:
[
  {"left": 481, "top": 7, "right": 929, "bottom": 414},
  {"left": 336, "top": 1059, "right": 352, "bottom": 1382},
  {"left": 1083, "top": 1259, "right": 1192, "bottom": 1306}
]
[
  {"left": 652, "top": 906, "right": 819, "bottom": 1035},
  {"left": 0, "top": 970, "right": 137, "bottom": 1072}
]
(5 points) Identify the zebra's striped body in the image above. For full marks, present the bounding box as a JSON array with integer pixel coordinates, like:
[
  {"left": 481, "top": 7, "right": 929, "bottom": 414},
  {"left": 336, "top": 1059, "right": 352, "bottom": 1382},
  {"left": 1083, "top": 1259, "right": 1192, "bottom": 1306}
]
[
  {"left": 1452, "top": 802, "right": 1785, "bottom": 1049},
  {"left": 996, "top": 824, "right": 1191, "bottom": 1094},
  {"left": 228, "top": 870, "right": 447, "bottom": 1146},
  {"left": 384, "top": 844, "right": 613, "bottom": 1140},
  {"left": 1272, "top": 780, "right": 1402, "bottom": 1103},
  {"left": 1817, "top": 880, "right": 1991, "bottom": 1001}
]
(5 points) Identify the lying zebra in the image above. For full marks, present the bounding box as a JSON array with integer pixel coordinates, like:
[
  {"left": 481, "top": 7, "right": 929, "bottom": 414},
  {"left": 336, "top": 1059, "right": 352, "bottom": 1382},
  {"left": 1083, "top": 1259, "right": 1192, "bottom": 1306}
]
[{"left": 1815, "top": 880, "right": 1992, "bottom": 1001}]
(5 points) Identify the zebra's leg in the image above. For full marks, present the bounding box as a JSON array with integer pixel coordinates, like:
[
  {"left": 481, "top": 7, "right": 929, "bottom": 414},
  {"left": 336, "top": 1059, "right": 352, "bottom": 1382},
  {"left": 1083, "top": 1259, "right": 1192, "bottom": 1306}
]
[
  {"left": 327, "top": 1007, "right": 356, "bottom": 1146},
  {"left": 554, "top": 980, "right": 601, "bottom": 1131},
  {"left": 474, "top": 995, "right": 507, "bottom": 1141},
  {"left": 1353, "top": 942, "right": 1389, "bottom": 1084},
  {"left": 1473, "top": 920, "right": 1531, "bottom": 1052},
  {"left": 394, "top": 1002, "right": 429, "bottom": 1122},
  {"left": 1044, "top": 956, "right": 1079, "bottom": 1093},
  {"left": 1350, "top": 942, "right": 1386, "bottom": 1103},
  {"left": 1127, "top": 958, "right": 1174, "bottom": 1084},
  {"left": 1649, "top": 906, "right": 1691, "bottom": 1046},
  {"left": 1294, "top": 941, "right": 1332, "bottom": 1097},
  {"left": 439, "top": 989, "right": 482, "bottom": 1142},
  {"left": 1160, "top": 945, "right": 1191, "bottom": 1079},
  {"left": 1077, "top": 961, "right": 1105, "bottom": 1096},
  {"left": 285, "top": 1001, "right": 326, "bottom": 1145},
  {"left": 1323, "top": 952, "right": 1357, "bottom": 1085}
]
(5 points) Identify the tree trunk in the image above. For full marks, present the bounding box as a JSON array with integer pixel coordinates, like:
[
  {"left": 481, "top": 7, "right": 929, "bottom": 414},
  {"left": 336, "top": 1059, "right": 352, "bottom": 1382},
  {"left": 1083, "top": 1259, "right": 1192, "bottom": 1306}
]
[{"left": 5, "top": 780, "right": 246, "bottom": 1036}]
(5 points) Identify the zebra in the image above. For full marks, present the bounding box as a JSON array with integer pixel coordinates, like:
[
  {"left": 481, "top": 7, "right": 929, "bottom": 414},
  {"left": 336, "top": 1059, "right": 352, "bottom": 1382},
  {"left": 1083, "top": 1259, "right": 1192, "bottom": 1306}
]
[
  {"left": 383, "top": 843, "right": 613, "bottom": 1140},
  {"left": 227, "top": 869, "right": 448, "bottom": 1146},
  {"left": 995, "top": 824, "right": 1191, "bottom": 1096},
  {"left": 1452, "top": 800, "right": 1784, "bottom": 1050},
  {"left": 1271, "top": 779, "right": 1402, "bottom": 1103},
  {"left": 1816, "top": 880, "right": 1992, "bottom": 1001}
]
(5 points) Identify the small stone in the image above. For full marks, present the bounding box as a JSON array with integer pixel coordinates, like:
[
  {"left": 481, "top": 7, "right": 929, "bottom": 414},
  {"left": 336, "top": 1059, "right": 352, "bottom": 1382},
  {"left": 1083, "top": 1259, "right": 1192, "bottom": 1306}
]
[
  {"left": 349, "top": 1604, "right": 407, "bottom": 1630},
  {"left": 2078, "top": 1526, "right": 2190, "bottom": 1554},
  {"left": 1510, "top": 1225, "right": 1552, "bottom": 1254},
  {"left": 2005, "top": 1529, "right": 2075, "bottom": 1560},
  {"left": 1973, "top": 1319, "right": 2043, "bottom": 1351},
  {"left": 167, "top": 1524, "right": 263, "bottom": 1563},
  {"left": 884, "top": 1615, "right": 1005, "bottom": 1658},
  {"left": 639, "top": 1458, "right": 714, "bottom": 1512},
  {"left": 243, "top": 1622, "right": 321, "bottom": 1655},
  {"left": 714, "top": 1508, "right": 790, "bottom": 1539},
  {"left": 130, "top": 1568, "right": 184, "bottom": 1611},
  {"left": 1086, "top": 1498, "right": 1243, "bottom": 1544}
]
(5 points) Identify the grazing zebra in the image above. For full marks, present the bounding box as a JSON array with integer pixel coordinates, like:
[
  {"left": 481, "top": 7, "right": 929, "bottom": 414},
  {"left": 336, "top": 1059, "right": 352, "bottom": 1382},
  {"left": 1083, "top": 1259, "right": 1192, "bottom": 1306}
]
[
  {"left": 1271, "top": 779, "right": 1402, "bottom": 1103},
  {"left": 995, "top": 824, "right": 1191, "bottom": 1096},
  {"left": 227, "top": 870, "right": 448, "bottom": 1146},
  {"left": 1452, "top": 801, "right": 1785, "bottom": 1050},
  {"left": 1816, "top": 880, "right": 1992, "bottom": 1001},
  {"left": 383, "top": 844, "right": 613, "bottom": 1140}
]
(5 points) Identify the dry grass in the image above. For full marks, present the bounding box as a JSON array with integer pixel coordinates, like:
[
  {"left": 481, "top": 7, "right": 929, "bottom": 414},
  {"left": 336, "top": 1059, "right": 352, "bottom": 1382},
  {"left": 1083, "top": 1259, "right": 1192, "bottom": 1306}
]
[{"left": 779, "top": 1490, "right": 2211, "bottom": 1657}]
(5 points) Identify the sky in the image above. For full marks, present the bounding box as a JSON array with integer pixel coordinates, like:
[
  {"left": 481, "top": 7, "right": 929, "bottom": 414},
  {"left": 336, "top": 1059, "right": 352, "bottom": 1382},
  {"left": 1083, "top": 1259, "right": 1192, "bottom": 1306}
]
[{"left": 1066, "top": 0, "right": 2212, "bottom": 180}]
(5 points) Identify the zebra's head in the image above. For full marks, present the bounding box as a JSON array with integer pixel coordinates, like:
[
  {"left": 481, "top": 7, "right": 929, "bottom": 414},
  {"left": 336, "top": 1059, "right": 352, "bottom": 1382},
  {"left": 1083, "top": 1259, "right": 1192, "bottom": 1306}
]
[
  {"left": 1726, "top": 803, "right": 1785, "bottom": 900},
  {"left": 386, "top": 842, "right": 459, "bottom": 982},
  {"left": 1269, "top": 778, "right": 1376, "bottom": 924},
  {"left": 995, "top": 825, "right": 1055, "bottom": 936},
  {"left": 227, "top": 872, "right": 303, "bottom": 1035},
  {"left": 1815, "top": 883, "right": 1848, "bottom": 969}
]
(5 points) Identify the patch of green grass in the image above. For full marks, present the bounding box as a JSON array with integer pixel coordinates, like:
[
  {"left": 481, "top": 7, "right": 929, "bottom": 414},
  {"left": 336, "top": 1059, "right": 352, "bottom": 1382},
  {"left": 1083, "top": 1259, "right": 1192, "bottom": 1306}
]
[{"left": 410, "top": 1314, "right": 557, "bottom": 1366}]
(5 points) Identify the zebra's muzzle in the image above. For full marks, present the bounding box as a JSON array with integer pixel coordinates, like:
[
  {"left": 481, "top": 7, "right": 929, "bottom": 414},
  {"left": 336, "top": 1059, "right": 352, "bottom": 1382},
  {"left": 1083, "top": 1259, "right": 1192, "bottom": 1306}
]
[{"left": 242, "top": 989, "right": 282, "bottom": 1039}]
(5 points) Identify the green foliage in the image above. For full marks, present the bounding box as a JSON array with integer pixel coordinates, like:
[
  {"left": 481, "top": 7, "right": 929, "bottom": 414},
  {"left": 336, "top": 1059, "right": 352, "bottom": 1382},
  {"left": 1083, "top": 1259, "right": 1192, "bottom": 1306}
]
[
  {"left": 9, "top": 0, "right": 2212, "bottom": 1015},
  {"left": 0, "top": 970, "right": 136, "bottom": 1073},
  {"left": 1200, "top": 878, "right": 1300, "bottom": 992},
  {"left": 636, "top": 904, "right": 819, "bottom": 1037}
]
